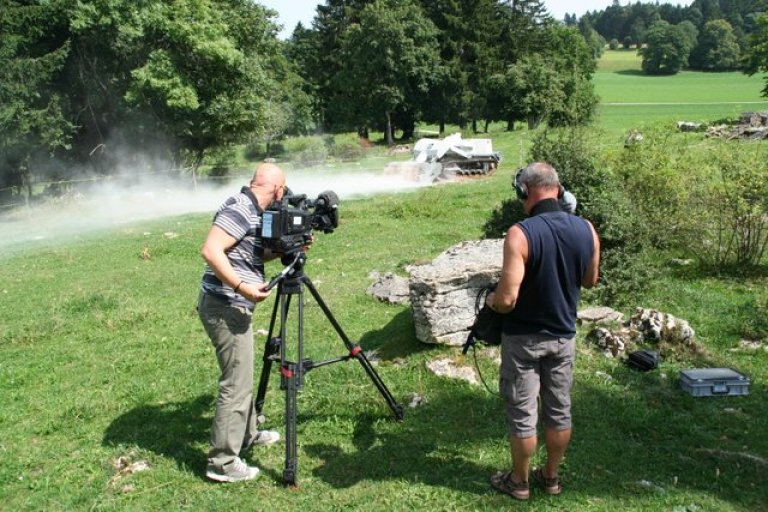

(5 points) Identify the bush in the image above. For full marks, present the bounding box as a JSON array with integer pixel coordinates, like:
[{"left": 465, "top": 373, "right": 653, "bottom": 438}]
[
  {"left": 204, "top": 146, "right": 238, "bottom": 177},
  {"left": 284, "top": 135, "right": 328, "bottom": 167},
  {"left": 483, "top": 198, "right": 526, "bottom": 239},
  {"left": 679, "top": 143, "right": 768, "bottom": 268},
  {"left": 609, "top": 38, "right": 620, "bottom": 50},
  {"left": 610, "top": 126, "right": 701, "bottom": 249},
  {"left": 243, "top": 142, "right": 265, "bottom": 161},
  {"left": 739, "top": 293, "right": 768, "bottom": 341},
  {"left": 329, "top": 141, "right": 366, "bottom": 161},
  {"left": 519, "top": 128, "right": 653, "bottom": 306}
]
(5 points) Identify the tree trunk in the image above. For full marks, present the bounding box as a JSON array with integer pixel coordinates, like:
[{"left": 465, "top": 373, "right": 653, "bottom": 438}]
[
  {"left": 399, "top": 119, "right": 415, "bottom": 141},
  {"left": 439, "top": 120, "right": 445, "bottom": 137},
  {"left": 385, "top": 112, "right": 394, "bottom": 146},
  {"left": 191, "top": 148, "right": 205, "bottom": 191},
  {"left": 527, "top": 114, "right": 543, "bottom": 130}
]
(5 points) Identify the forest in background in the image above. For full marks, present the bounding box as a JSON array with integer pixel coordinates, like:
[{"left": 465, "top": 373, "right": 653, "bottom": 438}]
[{"left": 1, "top": 0, "right": 768, "bottom": 204}]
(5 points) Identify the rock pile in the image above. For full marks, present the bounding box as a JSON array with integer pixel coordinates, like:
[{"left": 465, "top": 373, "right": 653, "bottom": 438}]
[
  {"left": 586, "top": 307, "right": 696, "bottom": 358},
  {"left": 705, "top": 111, "right": 768, "bottom": 140}
]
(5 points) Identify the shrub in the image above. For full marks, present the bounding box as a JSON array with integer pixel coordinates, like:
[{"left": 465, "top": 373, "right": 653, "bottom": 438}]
[
  {"left": 680, "top": 143, "right": 768, "bottom": 268},
  {"left": 739, "top": 293, "right": 768, "bottom": 341},
  {"left": 330, "top": 141, "right": 366, "bottom": 161},
  {"left": 284, "top": 135, "right": 328, "bottom": 167},
  {"left": 243, "top": 142, "right": 265, "bottom": 161},
  {"left": 204, "top": 146, "right": 237, "bottom": 177},
  {"left": 483, "top": 198, "right": 525, "bottom": 239},
  {"left": 485, "top": 127, "right": 654, "bottom": 307},
  {"left": 609, "top": 38, "right": 619, "bottom": 50},
  {"left": 610, "top": 126, "right": 700, "bottom": 248}
]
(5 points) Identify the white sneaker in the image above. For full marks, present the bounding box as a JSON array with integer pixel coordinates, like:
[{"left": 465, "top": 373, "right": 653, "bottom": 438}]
[
  {"left": 206, "top": 457, "right": 260, "bottom": 483},
  {"left": 252, "top": 430, "right": 281, "bottom": 446}
]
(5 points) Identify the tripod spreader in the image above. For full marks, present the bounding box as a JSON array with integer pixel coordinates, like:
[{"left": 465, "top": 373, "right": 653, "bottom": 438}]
[{"left": 253, "top": 256, "right": 404, "bottom": 486}]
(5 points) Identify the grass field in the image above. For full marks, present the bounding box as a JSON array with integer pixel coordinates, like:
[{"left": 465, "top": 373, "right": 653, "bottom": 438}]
[
  {"left": 1, "top": 53, "right": 768, "bottom": 511},
  {"left": 595, "top": 50, "right": 768, "bottom": 131}
]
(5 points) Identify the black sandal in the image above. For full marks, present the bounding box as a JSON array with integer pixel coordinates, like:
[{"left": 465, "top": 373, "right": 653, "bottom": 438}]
[
  {"left": 532, "top": 467, "right": 562, "bottom": 495},
  {"left": 490, "top": 470, "right": 530, "bottom": 500}
]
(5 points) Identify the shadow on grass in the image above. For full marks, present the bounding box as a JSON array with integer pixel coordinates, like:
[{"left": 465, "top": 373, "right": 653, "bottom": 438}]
[
  {"left": 567, "top": 371, "right": 768, "bottom": 510},
  {"left": 102, "top": 394, "right": 213, "bottom": 475},
  {"left": 302, "top": 365, "right": 768, "bottom": 508},
  {"left": 100, "top": 345, "right": 767, "bottom": 508},
  {"left": 304, "top": 386, "right": 506, "bottom": 496},
  {"left": 613, "top": 69, "right": 647, "bottom": 76},
  {"left": 358, "top": 308, "right": 433, "bottom": 360}
]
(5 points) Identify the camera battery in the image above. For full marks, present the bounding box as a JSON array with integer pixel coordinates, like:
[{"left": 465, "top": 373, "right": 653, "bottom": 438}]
[{"left": 679, "top": 368, "right": 750, "bottom": 397}]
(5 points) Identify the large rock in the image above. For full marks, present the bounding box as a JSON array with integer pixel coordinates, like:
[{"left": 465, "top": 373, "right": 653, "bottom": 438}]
[
  {"left": 366, "top": 271, "right": 410, "bottom": 305},
  {"left": 408, "top": 239, "right": 503, "bottom": 345}
]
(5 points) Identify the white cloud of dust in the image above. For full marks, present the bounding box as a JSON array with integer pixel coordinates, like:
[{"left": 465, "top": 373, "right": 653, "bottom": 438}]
[{"left": 0, "top": 163, "right": 431, "bottom": 256}]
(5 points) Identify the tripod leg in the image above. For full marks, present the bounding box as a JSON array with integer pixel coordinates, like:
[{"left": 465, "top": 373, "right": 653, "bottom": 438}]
[
  {"left": 302, "top": 276, "right": 404, "bottom": 421},
  {"left": 254, "top": 284, "right": 283, "bottom": 422},
  {"left": 281, "top": 361, "right": 299, "bottom": 486},
  {"left": 275, "top": 282, "right": 301, "bottom": 486}
]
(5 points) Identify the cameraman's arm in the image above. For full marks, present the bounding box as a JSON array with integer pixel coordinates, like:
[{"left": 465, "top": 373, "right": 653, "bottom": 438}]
[
  {"left": 201, "top": 226, "right": 270, "bottom": 302},
  {"left": 488, "top": 225, "right": 528, "bottom": 314}
]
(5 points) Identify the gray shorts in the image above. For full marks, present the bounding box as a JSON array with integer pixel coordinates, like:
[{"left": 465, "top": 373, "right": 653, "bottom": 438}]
[{"left": 499, "top": 333, "right": 575, "bottom": 438}]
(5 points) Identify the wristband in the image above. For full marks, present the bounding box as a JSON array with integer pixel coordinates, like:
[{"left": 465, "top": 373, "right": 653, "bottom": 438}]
[{"left": 234, "top": 281, "right": 244, "bottom": 293}]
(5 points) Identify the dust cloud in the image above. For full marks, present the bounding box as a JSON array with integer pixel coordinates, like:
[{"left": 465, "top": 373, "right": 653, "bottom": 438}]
[{"left": 0, "top": 166, "right": 430, "bottom": 255}]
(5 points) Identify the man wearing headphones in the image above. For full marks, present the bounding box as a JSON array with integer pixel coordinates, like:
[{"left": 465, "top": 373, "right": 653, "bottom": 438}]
[{"left": 486, "top": 162, "right": 600, "bottom": 500}]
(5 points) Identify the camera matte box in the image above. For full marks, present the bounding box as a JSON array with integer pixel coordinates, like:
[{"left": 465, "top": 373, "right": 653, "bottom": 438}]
[{"left": 679, "top": 368, "right": 750, "bottom": 397}]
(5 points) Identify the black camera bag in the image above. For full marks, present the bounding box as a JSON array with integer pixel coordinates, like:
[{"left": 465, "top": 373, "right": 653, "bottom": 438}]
[
  {"left": 462, "top": 284, "right": 503, "bottom": 354},
  {"left": 625, "top": 349, "right": 660, "bottom": 371}
]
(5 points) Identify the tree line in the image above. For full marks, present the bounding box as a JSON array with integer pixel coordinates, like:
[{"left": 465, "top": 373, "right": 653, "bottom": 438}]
[
  {"left": 2, "top": 0, "right": 768, "bottom": 203},
  {"left": 575, "top": 0, "right": 768, "bottom": 74}
]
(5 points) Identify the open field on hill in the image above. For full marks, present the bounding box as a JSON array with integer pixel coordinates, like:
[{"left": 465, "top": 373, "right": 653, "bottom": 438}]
[
  {"left": 1, "top": 46, "right": 768, "bottom": 510},
  {"left": 594, "top": 50, "right": 768, "bottom": 131}
]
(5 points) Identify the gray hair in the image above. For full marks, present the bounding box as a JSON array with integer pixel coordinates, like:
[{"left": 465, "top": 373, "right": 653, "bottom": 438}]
[{"left": 519, "top": 162, "right": 560, "bottom": 190}]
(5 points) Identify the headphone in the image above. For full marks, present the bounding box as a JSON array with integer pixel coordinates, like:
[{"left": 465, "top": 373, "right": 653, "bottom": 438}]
[
  {"left": 513, "top": 167, "right": 565, "bottom": 201},
  {"left": 513, "top": 167, "right": 528, "bottom": 200}
]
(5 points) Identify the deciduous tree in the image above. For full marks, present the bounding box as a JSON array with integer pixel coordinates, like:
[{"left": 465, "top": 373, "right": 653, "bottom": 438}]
[
  {"left": 744, "top": 13, "right": 768, "bottom": 97},
  {"left": 336, "top": 0, "right": 440, "bottom": 145},
  {"left": 639, "top": 20, "right": 691, "bottom": 75},
  {"left": 689, "top": 19, "right": 741, "bottom": 70}
]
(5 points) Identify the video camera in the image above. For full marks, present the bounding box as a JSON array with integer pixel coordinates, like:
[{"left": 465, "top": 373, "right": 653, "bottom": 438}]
[{"left": 262, "top": 190, "right": 339, "bottom": 254}]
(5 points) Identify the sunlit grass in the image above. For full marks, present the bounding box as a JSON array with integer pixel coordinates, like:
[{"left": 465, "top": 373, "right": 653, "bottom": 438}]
[
  {"left": 2, "top": 46, "right": 768, "bottom": 512},
  {"left": 595, "top": 49, "right": 768, "bottom": 131},
  {"left": 1, "top": 146, "right": 766, "bottom": 509}
]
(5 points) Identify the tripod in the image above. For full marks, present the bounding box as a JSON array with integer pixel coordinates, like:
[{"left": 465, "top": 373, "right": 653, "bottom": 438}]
[{"left": 253, "top": 251, "right": 404, "bottom": 486}]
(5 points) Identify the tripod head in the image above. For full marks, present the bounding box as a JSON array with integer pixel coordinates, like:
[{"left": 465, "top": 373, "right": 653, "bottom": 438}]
[{"left": 265, "top": 250, "right": 307, "bottom": 291}]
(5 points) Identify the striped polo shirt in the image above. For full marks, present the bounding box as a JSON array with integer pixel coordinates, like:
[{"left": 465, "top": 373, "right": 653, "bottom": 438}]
[{"left": 200, "top": 189, "right": 265, "bottom": 309}]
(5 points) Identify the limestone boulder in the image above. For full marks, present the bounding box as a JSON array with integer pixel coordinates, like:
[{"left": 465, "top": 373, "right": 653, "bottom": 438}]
[
  {"left": 366, "top": 272, "right": 410, "bottom": 305},
  {"left": 408, "top": 239, "right": 503, "bottom": 346}
]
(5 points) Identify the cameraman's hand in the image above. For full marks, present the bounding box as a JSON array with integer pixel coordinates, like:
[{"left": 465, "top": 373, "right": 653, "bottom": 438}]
[
  {"left": 302, "top": 235, "right": 316, "bottom": 252},
  {"left": 240, "top": 282, "right": 272, "bottom": 303}
]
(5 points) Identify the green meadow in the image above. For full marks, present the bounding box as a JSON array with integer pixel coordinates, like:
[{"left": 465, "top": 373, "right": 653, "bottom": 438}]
[
  {"left": 595, "top": 49, "right": 768, "bottom": 130},
  {"left": 1, "top": 53, "right": 767, "bottom": 511}
]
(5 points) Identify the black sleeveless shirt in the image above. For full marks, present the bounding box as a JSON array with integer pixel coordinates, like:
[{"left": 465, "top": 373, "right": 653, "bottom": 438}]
[{"left": 503, "top": 199, "right": 594, "bottom": 338}]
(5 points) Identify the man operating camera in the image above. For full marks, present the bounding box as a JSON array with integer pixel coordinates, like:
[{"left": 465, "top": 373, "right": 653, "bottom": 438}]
[
  {"left": 197, "top": 162, "right": 294, "bottom": 483},
  {"left": 486, "top": 162, "right": 600, "bottom": 500}
]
